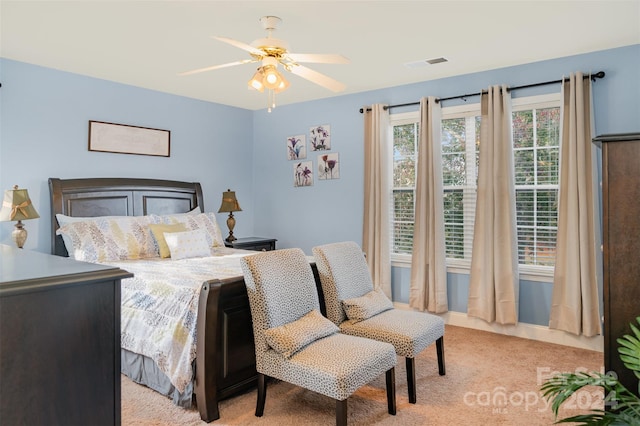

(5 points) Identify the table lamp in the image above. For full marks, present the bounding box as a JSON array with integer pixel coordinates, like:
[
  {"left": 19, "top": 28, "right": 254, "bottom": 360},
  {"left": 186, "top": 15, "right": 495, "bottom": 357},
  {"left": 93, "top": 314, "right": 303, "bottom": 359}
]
[
  {"left": 218, "top": 189, "right": 242, "bottom": 242},
  {"left": 0, "top": 185, "right": 40, "bottom": 248}
]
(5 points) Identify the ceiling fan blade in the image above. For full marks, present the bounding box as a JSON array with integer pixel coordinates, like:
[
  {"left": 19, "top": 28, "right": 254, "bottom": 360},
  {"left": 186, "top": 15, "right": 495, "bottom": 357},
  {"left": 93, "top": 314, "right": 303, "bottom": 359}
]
[
  {"left": 288, "top": 65, "right": 346, "bottom": 92},
  {"left": 286, "top": 53, "right": 350, "bottom": 64},
  {"left": 213, "top": 36, "right": 265, "bottom": 57},
  {"left": 178, "top": 59, "right": 256, "bottom": 76}
]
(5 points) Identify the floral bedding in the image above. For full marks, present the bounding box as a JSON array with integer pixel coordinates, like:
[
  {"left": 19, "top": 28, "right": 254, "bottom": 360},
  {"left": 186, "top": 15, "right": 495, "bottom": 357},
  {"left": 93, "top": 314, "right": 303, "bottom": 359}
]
[{"left": 103, "top": 247, "right": 253, "bottom": 393}]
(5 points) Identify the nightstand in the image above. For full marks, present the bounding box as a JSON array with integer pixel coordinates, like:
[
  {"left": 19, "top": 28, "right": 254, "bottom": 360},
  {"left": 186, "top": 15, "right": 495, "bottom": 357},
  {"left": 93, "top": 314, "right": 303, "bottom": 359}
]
[{"left": 225, "top": 237, "right": 277, "bottom": 251}]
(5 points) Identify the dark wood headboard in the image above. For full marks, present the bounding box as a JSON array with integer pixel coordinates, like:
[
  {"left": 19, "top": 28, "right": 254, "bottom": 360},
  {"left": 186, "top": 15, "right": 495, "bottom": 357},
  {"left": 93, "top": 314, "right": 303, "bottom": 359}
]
[{"left": 49, "top": 177, "right": 204, "bottom": 257}]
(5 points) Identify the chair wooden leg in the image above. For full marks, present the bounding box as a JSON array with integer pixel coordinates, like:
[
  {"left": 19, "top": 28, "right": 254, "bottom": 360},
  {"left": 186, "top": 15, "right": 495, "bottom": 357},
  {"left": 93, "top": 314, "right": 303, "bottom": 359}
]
[
  {"left": 255, "top": 373, "right": 267, "bottom": 417},
  {"left": 406, "top": 357, "right": 416, "bottom": 403},
  {"left": 436, "top": 336, "right": 446, "bottom": 376},
  {"left": 386, "top": 367, "right": 396, "bottom": 415},
  {"left": 336, "top": 398, "right": 348, "bottom": 426}
]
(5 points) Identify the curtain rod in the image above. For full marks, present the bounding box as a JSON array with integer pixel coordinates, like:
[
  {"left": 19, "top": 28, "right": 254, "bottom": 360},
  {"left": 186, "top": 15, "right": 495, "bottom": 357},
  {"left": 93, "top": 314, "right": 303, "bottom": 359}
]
[{"left": 359, "top": 71, "right": 605, "bottom": 113}]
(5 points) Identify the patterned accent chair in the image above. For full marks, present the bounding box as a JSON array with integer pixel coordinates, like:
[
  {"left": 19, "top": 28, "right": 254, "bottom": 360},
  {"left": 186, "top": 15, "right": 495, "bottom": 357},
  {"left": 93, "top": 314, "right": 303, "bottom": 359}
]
[
  {"left": 312, "top": 241, "right": 446, "bottom": 404},
  {"left": 240, "top": 248, "right": 398, "bottom": 425}
]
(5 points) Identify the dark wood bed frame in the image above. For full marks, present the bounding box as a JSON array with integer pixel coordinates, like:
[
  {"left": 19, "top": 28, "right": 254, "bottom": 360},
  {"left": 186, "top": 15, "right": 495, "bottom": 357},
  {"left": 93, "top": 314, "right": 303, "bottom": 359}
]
[{"left": 49, "top": 177, "right": 257, "bottom": 422}]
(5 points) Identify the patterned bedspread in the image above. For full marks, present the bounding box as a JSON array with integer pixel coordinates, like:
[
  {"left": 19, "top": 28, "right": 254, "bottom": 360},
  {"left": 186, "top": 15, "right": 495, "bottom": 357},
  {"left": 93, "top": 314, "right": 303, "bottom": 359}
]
[{"left": 103, "top": 247, "right": 253, "bottom": 393}]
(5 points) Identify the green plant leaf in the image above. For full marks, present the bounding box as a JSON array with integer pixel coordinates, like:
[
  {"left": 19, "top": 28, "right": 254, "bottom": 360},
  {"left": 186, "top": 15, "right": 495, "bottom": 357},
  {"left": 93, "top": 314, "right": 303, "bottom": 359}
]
[
  {"left": 541, "top": 372, "right": 611, "bottom": 416},
  {"left": 618, "top": 335, "right": 640, "bottom": 351},
  {"left": 617, "top": 317, "right": 640, "bottom": 378},
  {"left": 619, "top": 353, "right": 640, "bottom": 371},
  {"left": 618, "top": 337, "right": 640, "bottom": 351},
  {"left": 554, "top": 412, "right": 605, "bottom": 424},
  {"left": 541, "top": 317, "right": 640, "bottom": 425}
]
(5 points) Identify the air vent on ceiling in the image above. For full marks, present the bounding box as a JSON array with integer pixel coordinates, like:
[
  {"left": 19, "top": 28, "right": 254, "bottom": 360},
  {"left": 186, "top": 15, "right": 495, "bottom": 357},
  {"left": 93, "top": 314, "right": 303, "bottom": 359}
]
[
  {"left": 404, "top": 57, "right": 449, "bottom": 68},
  {"left": 426, "top": 57, "right": 448, "bottom": 64}
]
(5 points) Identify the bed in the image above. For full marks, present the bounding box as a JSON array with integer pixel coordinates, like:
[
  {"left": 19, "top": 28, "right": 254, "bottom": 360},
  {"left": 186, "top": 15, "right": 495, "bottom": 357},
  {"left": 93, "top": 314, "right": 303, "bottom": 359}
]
[{"left": 48, "top": 177, "right": 260, "bottom": 422}]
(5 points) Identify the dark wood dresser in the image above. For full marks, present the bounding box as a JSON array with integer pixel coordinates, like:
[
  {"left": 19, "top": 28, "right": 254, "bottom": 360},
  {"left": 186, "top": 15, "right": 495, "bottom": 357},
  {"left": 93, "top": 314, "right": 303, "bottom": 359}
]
[
  {"left": 593, "top": 133, "right": 640, "bottom": 397},
  {"left": 0, "top": 244, "right": 132, "bottom": 425}
]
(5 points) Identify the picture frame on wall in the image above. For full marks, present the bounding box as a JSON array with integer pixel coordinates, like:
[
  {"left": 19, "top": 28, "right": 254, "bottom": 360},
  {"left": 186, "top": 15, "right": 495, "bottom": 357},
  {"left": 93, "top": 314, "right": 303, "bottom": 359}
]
[
  {"left": 287, "top": 134, "right": 306, "bottom": 160},
  {"left": 293, "top": 161, "right": 313, "bottom": 187},
  {"left": 88, "top": 120, "right": 170, "bottom": 157},
  {"left": 309, "top": 124, "right": 331, "bottom": 151},
  {"left": 318, "top": 152, "right": 340, "bottom": 180}
]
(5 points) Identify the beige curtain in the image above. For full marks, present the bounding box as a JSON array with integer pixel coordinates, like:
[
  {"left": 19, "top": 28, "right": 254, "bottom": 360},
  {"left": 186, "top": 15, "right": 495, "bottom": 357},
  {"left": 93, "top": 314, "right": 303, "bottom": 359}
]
[
  {"left": 409, "top": 97, "right": 448, "bottom": 313},
  {"left": 468, "top": 85, "right": 519, "bottom": 325},
  {"left": 549, "top": 73, "right": 601, "bottom": 337},
  {"left": 363, "top": 104, "right": 392, "bottom": 298}
]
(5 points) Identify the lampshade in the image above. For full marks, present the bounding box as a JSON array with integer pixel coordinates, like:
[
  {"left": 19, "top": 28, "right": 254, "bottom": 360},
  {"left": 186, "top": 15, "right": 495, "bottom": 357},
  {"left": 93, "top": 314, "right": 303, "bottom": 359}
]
[
  {"left": 0, "top": 185, "right": 40, "bottom": 249},
  {"left": 262, "top": 65, "right": 283, "bottom": 90},
  {"left": 274, "top": 73, "right": 290, "bottom": 93},
  {"left": 248, "top": 65, "right": 288, "bottom": 91},
  {"left": 248, "top": 68, "right": 266, "bottom": 92},
  {"left": 218, "top": 189, "right": 241, "bottom": 243},
  {"left": 217, "top": 189, "right": 242, "bottom": 213},
  {"left": 0, "top": 185, "right": 40, "bottom": 222}
]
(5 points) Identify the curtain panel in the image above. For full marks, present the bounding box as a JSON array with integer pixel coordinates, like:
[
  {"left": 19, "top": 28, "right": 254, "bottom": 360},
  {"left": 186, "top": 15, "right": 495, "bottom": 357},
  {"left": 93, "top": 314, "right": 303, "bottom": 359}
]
[
  {"left": 409, "top": 97, "right": 448, "bottom": 313},
  {"left": 362, "top": 104, "right": 392, "bottom": 298},
  {"left": 467, "top": 85, "right": 519, "bottom": 325},
  {"left": 549, "top": 72, "right": 601, "bottom": 337}
]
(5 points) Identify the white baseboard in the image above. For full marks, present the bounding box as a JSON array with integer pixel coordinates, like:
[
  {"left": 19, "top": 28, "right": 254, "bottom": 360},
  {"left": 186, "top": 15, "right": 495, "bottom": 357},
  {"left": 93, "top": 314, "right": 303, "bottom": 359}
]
[{"left": 393, "top": 303, "right": 603, "bottom": 353}]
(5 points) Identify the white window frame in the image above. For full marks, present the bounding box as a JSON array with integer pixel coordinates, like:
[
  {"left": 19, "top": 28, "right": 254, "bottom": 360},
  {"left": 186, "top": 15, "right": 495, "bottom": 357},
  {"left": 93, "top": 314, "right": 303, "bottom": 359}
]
[
  {"left": 390, "top": 93, "right": 561, "bottom": 282},
  {"left": 511, "top": 93, "right": 561, "bottom": 280},
  {"left": 390, "top": 111, "right": 421, "bottom": 258}
]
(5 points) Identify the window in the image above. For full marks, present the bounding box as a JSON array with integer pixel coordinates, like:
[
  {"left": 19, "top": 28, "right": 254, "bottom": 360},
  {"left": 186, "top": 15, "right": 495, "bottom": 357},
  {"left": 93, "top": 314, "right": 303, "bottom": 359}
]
[
  {"left": 512, "top": 99, "right": 561, "bottom": 270},
  {"left": 441, "top": 111, "right": 480, "bottom": 263},
  {"left": 391, "top": 105, "right": 480, "bottom": 267},
  {"left": 392, "top": 116, "right": 418, "bottom": 255},
  {"left": 390, "top": 94, "right": 560, "bottom": 277}
]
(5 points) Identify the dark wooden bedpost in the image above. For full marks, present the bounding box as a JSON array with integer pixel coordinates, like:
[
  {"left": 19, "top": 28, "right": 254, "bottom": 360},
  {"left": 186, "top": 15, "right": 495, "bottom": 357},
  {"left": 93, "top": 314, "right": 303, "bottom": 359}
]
[{"left": 195, "top": 280, "right": 222, "bottom": 422}]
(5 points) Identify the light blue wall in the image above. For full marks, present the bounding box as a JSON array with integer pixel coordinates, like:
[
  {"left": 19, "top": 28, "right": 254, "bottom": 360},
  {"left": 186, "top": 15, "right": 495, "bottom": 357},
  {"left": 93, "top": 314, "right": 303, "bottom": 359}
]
[
  {"left": 0, "top": 59, "right": 255, "bottom": 252},
  {"left": 391, "top": 267, "right": 555, "bottom": 325},
  {"left": 1, "top": 45, "right": 638, "bottom": 327}
]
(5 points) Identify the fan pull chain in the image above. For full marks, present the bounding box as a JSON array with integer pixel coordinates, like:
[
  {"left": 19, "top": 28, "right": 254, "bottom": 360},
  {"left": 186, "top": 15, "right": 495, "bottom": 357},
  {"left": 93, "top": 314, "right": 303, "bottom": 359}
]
[{"left": 267, "top": 89, "right": 276, "bottom": 113}]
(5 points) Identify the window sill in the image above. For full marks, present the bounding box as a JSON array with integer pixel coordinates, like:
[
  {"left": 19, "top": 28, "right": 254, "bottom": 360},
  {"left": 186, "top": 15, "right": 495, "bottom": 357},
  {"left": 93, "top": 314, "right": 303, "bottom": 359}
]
[{"left": 391, "top": 255, "right": 554, "bottom": 283}]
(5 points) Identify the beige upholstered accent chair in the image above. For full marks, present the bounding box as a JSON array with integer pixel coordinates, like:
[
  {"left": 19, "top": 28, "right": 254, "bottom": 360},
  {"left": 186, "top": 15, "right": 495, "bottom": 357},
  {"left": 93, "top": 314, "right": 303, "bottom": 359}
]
[
  {"left": 240, "top": 248, "right": 398, "bottom": 425},
  {"left": 312, "top": 241, "right": 446, "bottom": 404}
]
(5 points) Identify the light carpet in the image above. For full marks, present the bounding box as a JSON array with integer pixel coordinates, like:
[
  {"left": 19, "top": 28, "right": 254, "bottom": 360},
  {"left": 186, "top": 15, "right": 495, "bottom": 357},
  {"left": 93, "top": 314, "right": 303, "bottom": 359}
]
[{"left": 121, "top": 325, "right": 604, "bottom": 425}]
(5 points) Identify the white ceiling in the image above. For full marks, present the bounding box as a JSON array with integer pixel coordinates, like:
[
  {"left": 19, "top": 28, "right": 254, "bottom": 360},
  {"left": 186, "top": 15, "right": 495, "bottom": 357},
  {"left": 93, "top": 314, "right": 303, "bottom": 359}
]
[{"left": 2, "top": 1, "right": 639, "bottom": 110}]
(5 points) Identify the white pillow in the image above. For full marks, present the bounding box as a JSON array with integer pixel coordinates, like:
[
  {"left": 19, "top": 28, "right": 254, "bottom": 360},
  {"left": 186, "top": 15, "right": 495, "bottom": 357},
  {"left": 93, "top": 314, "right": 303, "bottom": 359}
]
[
  {"left": 164, "top": 229, "right": 212, "bottom": 260},
  {"left": 179, "top": 207, "right": 201, "bottom": 215},
  {"left": 148, "top": 223, "right": 189, "bottom": 258},
  {"left": 160, "top": 212, "right": 225, "bottom": 248},
  {"left": 342, "top": 289, "right": 394, "bottom": 322}
]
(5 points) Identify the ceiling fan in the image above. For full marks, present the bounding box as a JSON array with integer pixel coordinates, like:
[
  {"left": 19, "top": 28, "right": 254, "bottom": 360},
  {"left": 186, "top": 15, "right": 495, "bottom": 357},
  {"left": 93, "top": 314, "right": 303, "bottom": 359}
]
[{"left": 179, "top": 16, "right": 349, "bottom": 109}]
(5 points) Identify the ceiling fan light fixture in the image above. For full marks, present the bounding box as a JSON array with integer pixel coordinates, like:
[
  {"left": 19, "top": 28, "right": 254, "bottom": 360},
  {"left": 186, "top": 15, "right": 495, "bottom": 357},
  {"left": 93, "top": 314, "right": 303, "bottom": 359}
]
[
  {"left": 180, "top": 15, "right": 347, "bottom": 111},
  {"left": 248, "top": 68, "right": 265, "bottom": 92},
  {"left": 262, "top": 65, "right": 283, "bottom": 89},
  {"left": 274, "top": 73, "right": 290, "bottom": 94}
]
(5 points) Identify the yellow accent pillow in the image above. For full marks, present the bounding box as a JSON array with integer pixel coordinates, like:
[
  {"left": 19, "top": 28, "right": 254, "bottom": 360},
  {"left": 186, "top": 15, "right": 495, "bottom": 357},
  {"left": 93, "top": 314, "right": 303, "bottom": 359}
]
[
  {"left": 149, "top": 223, "right": 188, "bottom": 258},
  {"left": 160, "top": 212, "right": 225, "bottom": 247}
]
